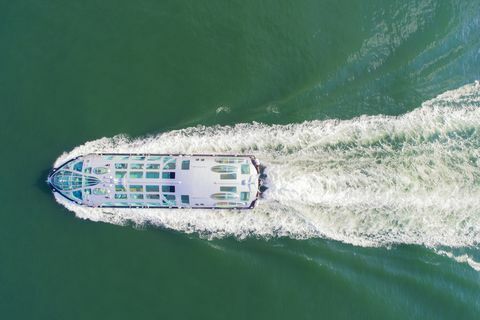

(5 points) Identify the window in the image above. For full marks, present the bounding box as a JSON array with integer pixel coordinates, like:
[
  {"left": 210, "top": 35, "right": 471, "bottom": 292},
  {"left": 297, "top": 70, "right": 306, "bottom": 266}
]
[
  {"left": 181, "top": 160, "right": 190, "bottom": 170},
  {"left": 131, "top": 156, "right": 145, "bottom": 160},
  {"left": 129, "top": 185, "right": 143, "bottom": 192},
  {"left": 147, "top": 156, "right": 161, "bottom": 161},
  {"left": 73, "top": 161, "right": 83, "bottom": 172},
  {"left": 211, "top": 193, "right": 238, "bottom": 200},
  {"left": 115, "top": 185, "right": 126, "bottom": 192},
  {"left": 220, "top": 173, "right": 237, "bottom": 180},
  {"left": 241, "top": 164, "right": 250, "bottom": 174},
  {"left": 146, "top": 172, "right": 160, "bottom": 178},
  {"left": 115, "top": 163, "right": 127, "bottom": 169},
  {"left": 115, "top": 171, "right": 126, "bottom": 178},
  {"left": 84, "top": 176, "right": 100, "bottom": 187},
  {"left": 146, "top": 164, "right": 160, "bottom": 169},
  {"left": 220, "top": 186, "right": 237, "bottom": 192},
  {"left": 84, "top": 188, "right": 91, "bottom": 194},
  {"left": 211, "top": 165, "right": 236, "bottom": 173},
  {"left": 162, "top": 185, "right": 175, "bottom": 193},
  {"left": 163, "top": 162, "right": 176, "bottom": 170},
  {"left": 94, "top": 167, "right": 108, "bottom": 174},
  {"left": 51, "top": 171, "right": 83, "bottom": 190},
  {"left": 146, "top": 185, "right": 160, "bottom": 192},
  {"left": 115, "top": 194, "right": 127, "bottom": 199},
  {"left": 240, "top": 192, "right": 250, "bottom": 201},
  {"left": 130, "top": 194, "right": 144, "bottom": 199},
  {"left": 146, "top": 194, "right": 160, "bottom": 199},
  {"left": 162, "top": 172, "right": 175, "bottom": 179},
  {"left": 129, "top": 171, "right": 143, "bottom": 179},
  {"left": 72, "top": 190, "right": 83, "bottom": 200},
  {"left": 84, "top": 167, "right": 92, "bottom": 174},
  {"left": 102, "top": 202, "right": 129, "bottom": 207},
  {"left": 163, "top": 157, "right": 176, "bottom": 170},
  {"left": 93, "top": 188, "right": 108, "bottom": 195},
  {"left": 163, "top": 194, "right": 176, "bottom": 206},
  {"left": 130, "top": 163, "right": 144, "bottom": 169},
  {"left": 181, "top": 195, "right": 190, "bottom": 204}
]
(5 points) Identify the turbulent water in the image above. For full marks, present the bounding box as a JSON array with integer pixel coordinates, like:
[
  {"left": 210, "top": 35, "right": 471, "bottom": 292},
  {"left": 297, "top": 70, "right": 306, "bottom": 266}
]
[{"left": 55, "top": 83, "right": 480, "bottom": 255}]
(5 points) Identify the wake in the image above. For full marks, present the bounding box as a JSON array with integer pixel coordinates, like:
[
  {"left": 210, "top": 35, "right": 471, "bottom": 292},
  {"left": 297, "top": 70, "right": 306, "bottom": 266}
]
[{"left": 54, "top": 82, "right": 480, "bottom": 249}]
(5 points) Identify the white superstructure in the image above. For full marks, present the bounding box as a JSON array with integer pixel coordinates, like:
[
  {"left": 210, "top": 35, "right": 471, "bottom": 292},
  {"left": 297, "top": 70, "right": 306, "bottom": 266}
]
[{"left": 48, "top": 154, "right": 261, "bottom": 209}]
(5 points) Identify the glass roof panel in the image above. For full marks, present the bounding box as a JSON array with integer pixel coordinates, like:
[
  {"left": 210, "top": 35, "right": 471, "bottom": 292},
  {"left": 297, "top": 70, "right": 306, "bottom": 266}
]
[{"left": 52, "top": 170, "right": 83, "bottom": 191}]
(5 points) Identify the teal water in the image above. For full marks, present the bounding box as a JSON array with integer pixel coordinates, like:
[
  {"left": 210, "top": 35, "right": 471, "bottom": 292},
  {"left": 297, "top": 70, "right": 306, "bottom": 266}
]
[{"left": 1, "top": 0, "right": 480, "bottom": 319}]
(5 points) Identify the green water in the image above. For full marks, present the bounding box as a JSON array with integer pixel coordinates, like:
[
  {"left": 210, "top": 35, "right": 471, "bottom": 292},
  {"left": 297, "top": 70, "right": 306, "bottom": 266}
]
[{"left": 1, "top": 0, "right": 480, "bottom": 319}]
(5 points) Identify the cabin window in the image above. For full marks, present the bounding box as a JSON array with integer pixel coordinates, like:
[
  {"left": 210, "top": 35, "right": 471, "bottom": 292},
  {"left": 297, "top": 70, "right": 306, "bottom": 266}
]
[
  {"left": 84, "top": 176, "right": 100, "bottom": 187},
  {"left": 73, "top": 161, "right": 83, "bottom": 172},
  {"left": 181, "top": 195, "right": 190, "bottom": 204},
  {"left": 220, "top": 186, "right": 237, "bottom": 193},
  {"left": 220, "top": 173, "right": 237, "bottom": 180},
  {"left": 240, "top": 192, "right": 250, "bottom": 201},
  {"left": 146, "top": 164, "right": 160, "bottom": 169},
  {"left": 129, "top": 171, "right": 143, "bottom": 179},
  {"left": 130, "top": 194, "right": 144, "bottom": 199},
  {"left": 211, "top": 165, "right": 237, "bottom": 173},
  {"left": 130, "top": 163, "right": 144, "bottom": 169},
  {"left": 162, "top": 172, "right": 175, "bottom": 179},
  {"left": 211, "top": 193, "right": 238, "bottom": 200},
  {"left": 115, "top": 185, "right": 126, "bottom": 192},
  {"left": 94, "top": 167, "right": 108, "bottom": 174},
  {"left": 163, "top": 162, "right": 176, "bottom": 170},
  {"left": 181, "top": 160, "right": 190, "bottom": 170},
  {"left": 164, "top": 194, "right": 175, "bottom": 200},
  {"left": 115, "top": 194, "right": 127, "bottom": 199},
  {"left": 73, "top": 190, "right": 83, "bottom": 200},
  {"left": 115, "top": 163, "right": 127, "bottom": 169},
  {"left": 102, "top": 202, "right": 128, "bottom": 207},
  {"left": 241, "top": 164, "right": 250, "bottom": 174},
  {"left": 162, "top": 185, "right": 175, "bottom": 193},
  {"left": 147, "top": 156, "right": 162, "bottom": 161},
  {"left": 131, "top": 156, "right": 145, "bottom": 160},
  {"left": 84, "top": 188, "right": 91, "bottom": 194},
  {"left": 84, "top": 167, "right": 92, "bottom": 174},
  {"left": 146, "top": 185, "right": 160, "bottom": 192},
  {"left": 129, "top": 185, "right": 143, "bottom": 192},
  {"left": 163, "top": 194, "right": 176, "bottom": 206},
  {"left": 146, "top": 172, "right": 160, "bottom": 179},
  {"left": 115, "top": 171, "right": 126, "bottom": 178},
  {"left": 146, "top": 194, "right": 160, "bottom": 199},
  {"left": 93, "top": 188, "right": 108, "bottom": 195}
]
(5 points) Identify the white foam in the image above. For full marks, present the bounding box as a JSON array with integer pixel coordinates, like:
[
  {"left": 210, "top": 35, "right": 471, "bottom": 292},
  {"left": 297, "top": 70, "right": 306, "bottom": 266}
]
[
  {"left": 435, "top": 249, "right": 480, "bottom": 272},
  {"left": 215, "top": 105, "right": 231, "bottom": 114},
  {"left": 54, "top": 82, "right": 480, "bottom": 248}
]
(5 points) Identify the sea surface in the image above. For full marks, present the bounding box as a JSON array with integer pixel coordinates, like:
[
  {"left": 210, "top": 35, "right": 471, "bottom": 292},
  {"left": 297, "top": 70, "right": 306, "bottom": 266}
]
[{"left": 1, "top": 1, "right": 480, "bottom": 319}]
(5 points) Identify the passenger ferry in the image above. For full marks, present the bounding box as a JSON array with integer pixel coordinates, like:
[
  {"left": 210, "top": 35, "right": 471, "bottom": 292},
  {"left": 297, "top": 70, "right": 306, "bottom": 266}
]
[{"left": 47, "top": 154, "right": 263, "bottom": 209}]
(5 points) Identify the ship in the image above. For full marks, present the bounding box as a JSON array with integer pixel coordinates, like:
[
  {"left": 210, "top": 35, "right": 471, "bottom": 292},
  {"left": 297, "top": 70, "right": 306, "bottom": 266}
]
[{"left": 47, "top": 154, "right": 264, "bottom": 209}]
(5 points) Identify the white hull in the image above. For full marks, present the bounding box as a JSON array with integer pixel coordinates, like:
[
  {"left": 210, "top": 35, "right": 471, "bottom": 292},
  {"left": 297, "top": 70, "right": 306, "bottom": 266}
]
[{"left": 48, "top": 153, "right": 261, "bottom": 209}]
